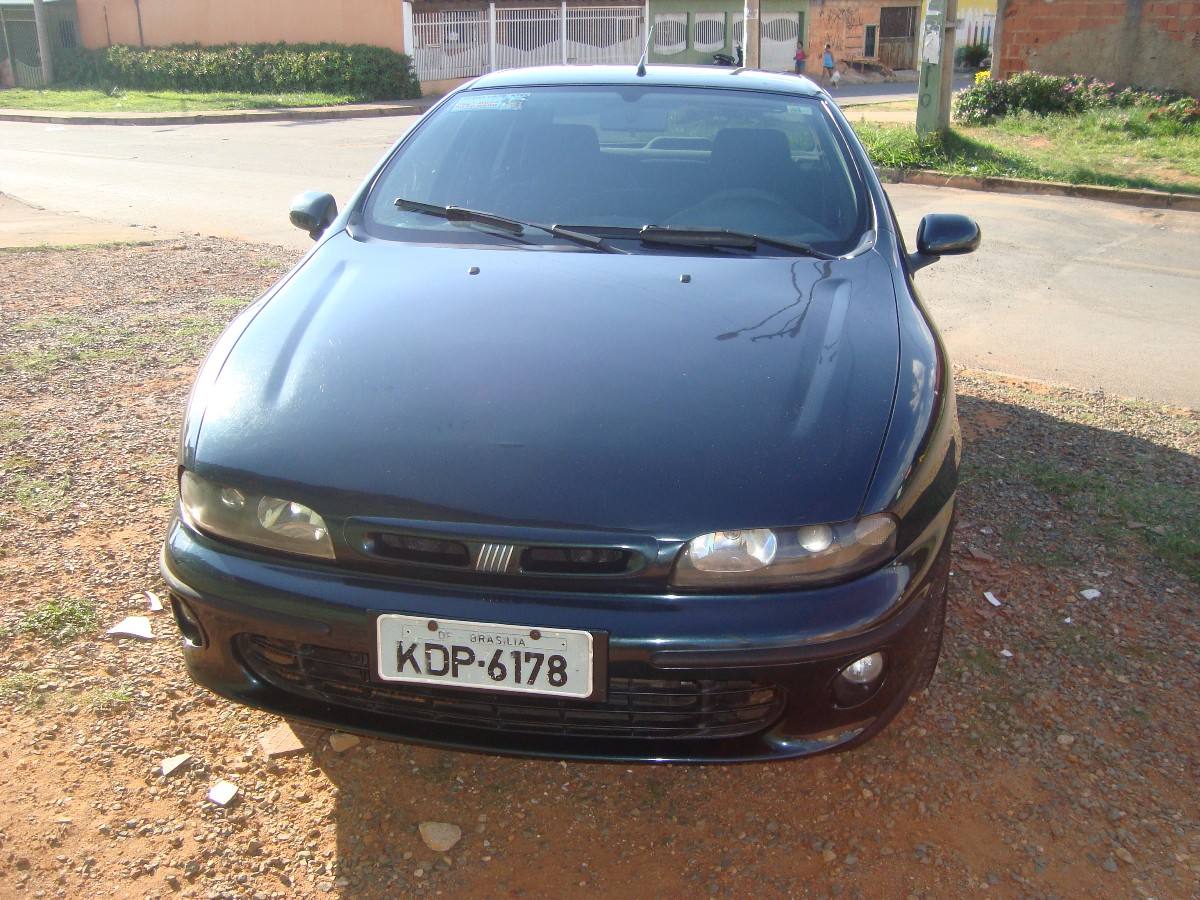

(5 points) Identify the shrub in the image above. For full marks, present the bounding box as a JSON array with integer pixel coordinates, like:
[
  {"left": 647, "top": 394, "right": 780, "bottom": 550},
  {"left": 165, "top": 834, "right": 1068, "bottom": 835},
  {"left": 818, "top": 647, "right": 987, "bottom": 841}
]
[
  {"left": 960, "top": 42, "right": 990, "bottom": 69},
  {"left": 1146, "top": 98, "right": 1200, "bottom": 131},
  {"left": 954, "top": 69, "right": 1194, "bottom": 125},
  {"left": 54, "top": 43, "right": 420, "bottom": 100}
]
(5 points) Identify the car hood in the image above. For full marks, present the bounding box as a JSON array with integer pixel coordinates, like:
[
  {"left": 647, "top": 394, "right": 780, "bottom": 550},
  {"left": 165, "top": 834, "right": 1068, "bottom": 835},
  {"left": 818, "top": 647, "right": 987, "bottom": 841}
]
[{"left": 193, "top": 232, "right": 900, "bottom": 537}]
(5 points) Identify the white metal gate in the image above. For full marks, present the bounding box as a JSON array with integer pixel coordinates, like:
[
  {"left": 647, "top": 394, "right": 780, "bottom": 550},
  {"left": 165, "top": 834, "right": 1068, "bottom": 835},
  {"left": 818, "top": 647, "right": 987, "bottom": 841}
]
[
  {"left": 567, "top": 7, "right": 644, "bottom": 64},
  {"left": 496, "top": 7, "right": 562, "bottom": 69},
  {"left": 409, "top": 4, "right": 644, "bottom": 82},
  {"left": 411, "top": 9, "right": 489, "bottom": 81},
  {"left": 760, "top": 12, "right": 799, "bottom": 73},
  {"left": 956, "top": 9, "right": 996, "bottom": 49}
]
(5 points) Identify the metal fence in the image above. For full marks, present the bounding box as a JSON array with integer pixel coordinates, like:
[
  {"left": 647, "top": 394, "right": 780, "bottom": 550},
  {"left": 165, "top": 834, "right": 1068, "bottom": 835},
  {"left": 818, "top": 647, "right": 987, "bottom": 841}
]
[{"left": 409, "top": 4, "right": 645, "bottom": 83}]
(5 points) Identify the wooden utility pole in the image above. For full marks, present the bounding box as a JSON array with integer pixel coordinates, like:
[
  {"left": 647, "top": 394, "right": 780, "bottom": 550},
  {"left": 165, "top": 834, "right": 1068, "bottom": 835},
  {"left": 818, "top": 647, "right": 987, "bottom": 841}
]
[
  {"left": 742, "top": 0, "right": 760, "bottom": 67},
  {"left": 32, "top": 0, "right": 53, "bottom": 84},
  {"left": 916, "top": 0, "right": 959, "bottom": 136}
]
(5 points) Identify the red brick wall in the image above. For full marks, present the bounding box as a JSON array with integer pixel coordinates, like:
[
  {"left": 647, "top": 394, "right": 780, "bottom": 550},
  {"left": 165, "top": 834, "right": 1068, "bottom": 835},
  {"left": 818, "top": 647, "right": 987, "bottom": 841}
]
[{"left": 997, "top": 0, "right": 1200, "bottom": 93}]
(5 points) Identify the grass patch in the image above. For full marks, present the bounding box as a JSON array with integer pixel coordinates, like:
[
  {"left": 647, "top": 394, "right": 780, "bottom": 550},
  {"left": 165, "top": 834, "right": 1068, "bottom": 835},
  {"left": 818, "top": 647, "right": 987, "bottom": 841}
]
[
  {"left": 0, "top": 88, "right": 367, "bottom": 113},
  {"left": 17, "top": 597, "right": 99, "bottom": 644},
  {"left": 0, "top": 416, "right": 25, "bottom": 446},
  {"left": 968, "top": 455, "right": 1199, "bottom": 583},
  {"left": 83, "top": 687, "right": 134, "bottom": 714},
  {"left": 209, "top": 295, "right": 251, "bottom": 308},
  {"left": 2, "top": 472, "right": 71, "bottom": 514},
  {"left": 0, "top": 240, "right": 158, "bottom": 254},
  {"left": 855, "top": 106, "right": 1200, "bottom": 194},
  {"left": 0, "top": 673, "right": 43, "bottom": 708}
]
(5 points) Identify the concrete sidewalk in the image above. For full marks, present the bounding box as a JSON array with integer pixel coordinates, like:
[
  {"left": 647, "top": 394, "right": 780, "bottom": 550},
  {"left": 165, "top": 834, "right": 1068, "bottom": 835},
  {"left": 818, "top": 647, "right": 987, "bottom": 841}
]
[{"left": 0, "top": 193, "right": 156, "bottom": 248}]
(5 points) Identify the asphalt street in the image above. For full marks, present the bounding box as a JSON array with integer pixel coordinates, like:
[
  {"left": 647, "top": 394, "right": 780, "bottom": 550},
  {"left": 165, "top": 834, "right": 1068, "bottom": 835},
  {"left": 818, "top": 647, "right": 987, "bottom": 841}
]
[{"left": 1, "top": 114, "right": 1197, "bottom": 407}]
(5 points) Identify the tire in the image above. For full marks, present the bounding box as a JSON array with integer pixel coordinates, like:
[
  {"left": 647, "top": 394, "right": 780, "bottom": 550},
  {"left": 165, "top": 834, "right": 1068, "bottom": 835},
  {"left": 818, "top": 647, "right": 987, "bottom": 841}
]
[{"left": 913, "top": 579, "right": 948, "bottom": 692}]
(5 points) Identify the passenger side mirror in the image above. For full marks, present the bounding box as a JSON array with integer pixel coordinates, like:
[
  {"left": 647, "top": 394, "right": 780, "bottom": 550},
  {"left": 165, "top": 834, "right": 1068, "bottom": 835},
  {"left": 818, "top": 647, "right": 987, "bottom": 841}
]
[
  {"left": 909, "top": 213, "right": 981, "bottom": 271},
  {"left": 289, "top": 191, "right": 338, "bottom": 240}
]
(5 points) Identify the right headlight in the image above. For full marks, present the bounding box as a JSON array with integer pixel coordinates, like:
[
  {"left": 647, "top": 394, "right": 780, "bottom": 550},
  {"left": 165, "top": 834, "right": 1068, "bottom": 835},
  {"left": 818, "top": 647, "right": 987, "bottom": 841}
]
[
  {"left": 671, "top": 514, "right": 897, "bottom": 589},
  {"left": 179, "top": 470, "right": 336, "bottom": 560}
]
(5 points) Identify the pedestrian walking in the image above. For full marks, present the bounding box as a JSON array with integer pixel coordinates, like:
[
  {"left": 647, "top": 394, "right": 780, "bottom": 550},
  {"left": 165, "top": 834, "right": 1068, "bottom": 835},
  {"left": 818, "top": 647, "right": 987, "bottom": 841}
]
[
  {"left": 821, "top": 44, "right": 836, "bottom": 85},
  {"left": 794, "top": 42, "right": 807, "bottom": 75}
]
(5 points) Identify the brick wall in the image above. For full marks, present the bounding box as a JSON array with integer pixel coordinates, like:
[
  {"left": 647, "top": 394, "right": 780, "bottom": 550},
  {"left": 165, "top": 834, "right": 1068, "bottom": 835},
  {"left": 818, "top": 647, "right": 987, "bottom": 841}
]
[{"left": 996, "top": 0, "right": 1200, "bottom": 94}]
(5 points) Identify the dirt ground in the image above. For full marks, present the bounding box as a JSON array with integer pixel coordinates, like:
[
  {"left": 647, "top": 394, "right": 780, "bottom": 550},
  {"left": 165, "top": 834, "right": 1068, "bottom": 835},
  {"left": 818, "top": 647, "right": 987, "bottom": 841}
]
[{"left": 1, "top": 240, "right": 1198, "bottom": 900}]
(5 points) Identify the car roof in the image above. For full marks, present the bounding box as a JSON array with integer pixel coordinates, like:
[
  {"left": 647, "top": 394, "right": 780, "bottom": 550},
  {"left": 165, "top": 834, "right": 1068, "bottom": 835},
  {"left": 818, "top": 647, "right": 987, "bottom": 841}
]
[{"left": 462, "top": 65, "right": 827, "bottom": 98}]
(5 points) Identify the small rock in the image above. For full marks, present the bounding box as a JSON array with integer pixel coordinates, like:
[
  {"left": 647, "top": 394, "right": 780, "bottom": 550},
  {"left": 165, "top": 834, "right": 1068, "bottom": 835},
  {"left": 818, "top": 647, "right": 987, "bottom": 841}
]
[
  {"left": 160, "top": 753, "right": 192, "bottom": 777},
  {"left": 107, "top": 616, "right": 154, "bottom": 640},
  {"left": 1115, "top": 847, "right": 1134, "bottom": 865},
  {"left": 1126, "top": 521, "right": 1147, "bottom": 530},
  {"left": 821, "top": 849, "right": 837, "bottom": 864},
  {"left": 1079, "top": 588, "right": 1102, "bottom": 601},
  {"left": 1102, "top": 857, "right": 1119, "bottom": 872},
  {"left": 419, "top": 822, "right": 462, "bottom": 853},
  {"left": 1149, "top": 525, "right": 1167, "bottom": 536},
  {"left": 984, "top": 591, "right": 1002, "bottom": 608},
  {"left": 1056, "top": 734, "right": 1075, "bottom": 748},
  {"left": 328, "top": 733, "right": 360, "bottom": 753},
  {"left": 146, "top": 591, "right": 164, "bottom": 612},
  {"left": 260, "top": 722, "right": 307, "bottom": 759},
  {"left": 206, "top": 780, "right": 239, "bottom": 807},
  {"left": 968, "top": 546, "right": 995, "bottom": 563},
  {"left": 999, "top": 649, "right": 1013, "bottom": 658}
]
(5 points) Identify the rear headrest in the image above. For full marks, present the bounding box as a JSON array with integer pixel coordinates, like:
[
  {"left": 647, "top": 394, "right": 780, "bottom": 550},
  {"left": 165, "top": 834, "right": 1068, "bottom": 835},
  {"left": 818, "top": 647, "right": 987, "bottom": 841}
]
[
  {"left": 525, "top": 124, "right": 600, "bottom": 170},
  {"left": 710, "top": 128, "right": 792, "bottom": 172}
]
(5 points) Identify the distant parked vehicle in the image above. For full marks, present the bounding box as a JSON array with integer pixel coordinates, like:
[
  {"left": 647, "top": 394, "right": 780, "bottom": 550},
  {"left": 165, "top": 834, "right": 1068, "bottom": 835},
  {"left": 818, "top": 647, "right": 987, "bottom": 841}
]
[{"left": 162, "top": 64, "right": 979, "bottom": 763}]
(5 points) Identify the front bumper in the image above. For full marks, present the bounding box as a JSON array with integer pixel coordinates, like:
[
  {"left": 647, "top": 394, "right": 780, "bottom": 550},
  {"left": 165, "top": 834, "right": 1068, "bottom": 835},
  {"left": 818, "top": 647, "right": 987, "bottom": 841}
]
[{"left": 160, "top": 502, "right": 952, "bottom": 763}]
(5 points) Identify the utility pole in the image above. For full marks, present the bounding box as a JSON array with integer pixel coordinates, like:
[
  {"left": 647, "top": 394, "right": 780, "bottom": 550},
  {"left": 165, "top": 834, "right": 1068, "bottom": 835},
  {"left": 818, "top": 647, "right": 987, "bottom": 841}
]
[
  {"left": 32, "top": 0, "right": 54, "bottom": 85},
  {"left": 742, "top": 0, "right": 760, "bottom": 68},
  {"left": 915, "top": 0, "right": 959, "bottom": 136}
]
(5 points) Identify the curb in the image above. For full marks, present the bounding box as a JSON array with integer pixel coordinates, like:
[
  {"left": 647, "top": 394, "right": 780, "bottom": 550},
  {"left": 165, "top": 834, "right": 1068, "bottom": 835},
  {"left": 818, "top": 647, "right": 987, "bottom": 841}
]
[
  {"left": 0, "top": 101, "right": 430, "bottom": 127},
  {"left": 876, "top": 167, "right": 1200, "bottom": 213}
]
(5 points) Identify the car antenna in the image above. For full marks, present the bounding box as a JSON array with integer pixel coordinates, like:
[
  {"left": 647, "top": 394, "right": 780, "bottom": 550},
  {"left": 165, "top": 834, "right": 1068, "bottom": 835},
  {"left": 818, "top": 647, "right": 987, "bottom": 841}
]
[{"left": 636, "top": 24, "right": 655, "bottom": 77}]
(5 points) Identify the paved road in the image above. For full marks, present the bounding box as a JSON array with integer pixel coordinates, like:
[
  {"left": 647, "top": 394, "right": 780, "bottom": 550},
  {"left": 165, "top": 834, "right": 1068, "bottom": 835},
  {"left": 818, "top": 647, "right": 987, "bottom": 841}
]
[{"left": 1, "top": 116, "right": 1197, "bottom": 407}]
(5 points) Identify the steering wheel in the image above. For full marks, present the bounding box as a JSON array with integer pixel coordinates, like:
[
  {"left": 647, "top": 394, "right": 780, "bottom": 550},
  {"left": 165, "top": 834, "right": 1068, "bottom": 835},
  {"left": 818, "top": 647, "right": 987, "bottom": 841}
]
[{"left": 664, "top": 188, "right": 801, "bottom": 230}]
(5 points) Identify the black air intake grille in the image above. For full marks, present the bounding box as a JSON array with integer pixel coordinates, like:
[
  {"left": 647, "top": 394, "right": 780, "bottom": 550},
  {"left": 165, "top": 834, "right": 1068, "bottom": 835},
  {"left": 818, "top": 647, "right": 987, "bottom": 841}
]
[{"left": 238, "top": 635, "right": 785, "bottom": 741}]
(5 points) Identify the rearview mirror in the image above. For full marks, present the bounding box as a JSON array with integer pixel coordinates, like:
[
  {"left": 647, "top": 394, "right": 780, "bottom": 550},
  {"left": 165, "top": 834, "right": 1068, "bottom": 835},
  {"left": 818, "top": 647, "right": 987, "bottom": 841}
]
[
  {"left": 289, "top": 191, "right": 338, "bottom": 240},
  {"left": 910, "top": 213, "right": 981, "bottom": 271}
]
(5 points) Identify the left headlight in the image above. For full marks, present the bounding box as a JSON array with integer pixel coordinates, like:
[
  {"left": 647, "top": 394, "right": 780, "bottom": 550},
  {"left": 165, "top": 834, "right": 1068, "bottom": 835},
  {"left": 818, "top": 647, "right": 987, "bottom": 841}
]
[
  {"left": 179, "top": 470, "right": 336, "bottom": 559},
  {"left": 671, "top": 515, "right": 897, "bottom": 589}
]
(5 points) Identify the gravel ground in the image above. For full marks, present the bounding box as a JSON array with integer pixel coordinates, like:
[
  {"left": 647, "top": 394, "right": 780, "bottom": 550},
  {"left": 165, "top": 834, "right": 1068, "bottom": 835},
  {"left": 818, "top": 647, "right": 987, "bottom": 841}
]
[{"left": 1, "top": 240, "right": 1198, "bottom": 899}]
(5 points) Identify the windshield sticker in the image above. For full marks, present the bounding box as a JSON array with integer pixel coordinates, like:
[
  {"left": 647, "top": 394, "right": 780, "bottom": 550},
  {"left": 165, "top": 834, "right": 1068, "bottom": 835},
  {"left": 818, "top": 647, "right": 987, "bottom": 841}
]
[{"left": 451, "top": 93, "right": 530, "bottom": 112}]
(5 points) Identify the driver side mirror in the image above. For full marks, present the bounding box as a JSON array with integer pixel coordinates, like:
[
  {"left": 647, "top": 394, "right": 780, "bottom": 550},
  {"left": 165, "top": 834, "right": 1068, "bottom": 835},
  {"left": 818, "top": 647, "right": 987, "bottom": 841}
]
[
  {"left": 289, "top": 191, "right": 338, "bottom": 240},
  {"left": 909, "top": 213, "right": 981, "bottom": 271}
]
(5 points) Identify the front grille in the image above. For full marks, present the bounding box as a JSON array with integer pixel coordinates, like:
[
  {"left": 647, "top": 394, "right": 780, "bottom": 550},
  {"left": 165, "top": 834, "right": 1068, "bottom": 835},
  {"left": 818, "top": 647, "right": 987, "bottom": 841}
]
[
  {"left": 520, "top": 546, "right": 632, "bottom": 575},
  {"left": 238, "top": 635, "right": 785, "bottom": 741}
]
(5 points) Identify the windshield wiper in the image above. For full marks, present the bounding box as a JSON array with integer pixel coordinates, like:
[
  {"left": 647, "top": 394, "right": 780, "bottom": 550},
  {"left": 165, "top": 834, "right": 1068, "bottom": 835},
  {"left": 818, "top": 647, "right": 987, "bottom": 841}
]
[
  {"left": 638, "top": 226, "right": 837, "bottom": 260},
  {"left": 394, "top": 198, "right": 623, "bottom": 253}
]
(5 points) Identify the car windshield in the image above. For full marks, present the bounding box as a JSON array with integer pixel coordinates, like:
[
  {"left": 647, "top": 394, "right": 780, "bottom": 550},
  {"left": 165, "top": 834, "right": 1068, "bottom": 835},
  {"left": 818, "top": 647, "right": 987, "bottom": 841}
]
[{"left": 362, "top": 84, "right": 871, "bottom": 255}]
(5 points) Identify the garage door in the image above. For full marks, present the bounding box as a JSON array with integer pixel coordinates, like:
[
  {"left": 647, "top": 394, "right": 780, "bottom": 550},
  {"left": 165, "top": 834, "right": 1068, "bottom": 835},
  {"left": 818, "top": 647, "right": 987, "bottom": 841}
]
[{"left": 760, "top": 12, "right": 800, "bottom": 73}]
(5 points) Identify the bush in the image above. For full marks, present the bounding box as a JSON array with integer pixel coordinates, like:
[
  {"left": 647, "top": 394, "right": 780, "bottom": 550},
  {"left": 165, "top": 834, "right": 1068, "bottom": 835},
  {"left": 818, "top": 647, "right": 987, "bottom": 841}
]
[
  {"left": 954, "top": 70, "right": 1193, "bottom": 125},
  {"left": 959, "top": 42, "right": 990, "bottom": 69},
  {"left": 54, "top": 43, "right": 420, "bottom": 100}
]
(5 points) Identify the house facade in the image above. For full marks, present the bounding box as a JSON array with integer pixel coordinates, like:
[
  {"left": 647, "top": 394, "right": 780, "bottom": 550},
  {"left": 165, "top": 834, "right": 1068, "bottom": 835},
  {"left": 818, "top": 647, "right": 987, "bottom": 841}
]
[
  {"left": 645, "top": 0, "right": 924, "bottom": 73},
  {"left": 1, "top": 0, "right": 79, "bottom": 87}
]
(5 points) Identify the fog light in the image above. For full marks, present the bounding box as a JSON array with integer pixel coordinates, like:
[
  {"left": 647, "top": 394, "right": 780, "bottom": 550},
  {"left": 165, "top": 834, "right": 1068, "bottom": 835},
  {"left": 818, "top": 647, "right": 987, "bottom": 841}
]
[{"left": 841, "top": 652, "right": 885, "bottom": 684}]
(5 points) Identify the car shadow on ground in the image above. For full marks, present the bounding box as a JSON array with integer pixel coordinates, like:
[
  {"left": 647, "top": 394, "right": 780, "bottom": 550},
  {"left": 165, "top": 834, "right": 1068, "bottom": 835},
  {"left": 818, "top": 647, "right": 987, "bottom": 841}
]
[{"left": 295, "top": 384, "right": 1198, "bottom": 898}]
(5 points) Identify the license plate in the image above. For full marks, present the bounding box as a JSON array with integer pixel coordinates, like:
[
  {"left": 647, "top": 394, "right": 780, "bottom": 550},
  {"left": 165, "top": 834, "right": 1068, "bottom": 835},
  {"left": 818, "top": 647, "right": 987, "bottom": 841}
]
[{"left": 375, "top": 614, "right": 595, "bottom": 699}]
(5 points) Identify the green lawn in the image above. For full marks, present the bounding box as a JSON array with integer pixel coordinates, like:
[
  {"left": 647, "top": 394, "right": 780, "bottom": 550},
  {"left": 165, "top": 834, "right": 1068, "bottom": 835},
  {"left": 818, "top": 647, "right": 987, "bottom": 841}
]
[
  {"left": 0, "top": 88, "right": 369, "bottom": 112},
  {"left": 855, "top": 107, "right": 1200, "bottom": 195}
]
